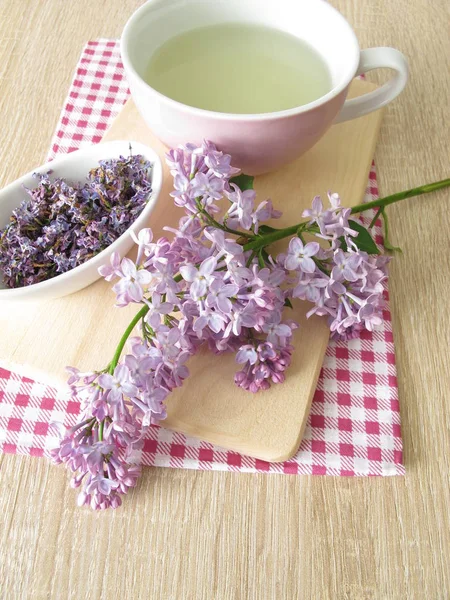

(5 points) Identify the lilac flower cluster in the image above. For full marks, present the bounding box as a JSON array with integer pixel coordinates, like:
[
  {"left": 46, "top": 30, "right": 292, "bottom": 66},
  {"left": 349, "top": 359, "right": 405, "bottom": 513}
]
[
  {"left": 54, "top": 141, "right": 389, "bottom": 509},
  {"left": 51, "top": 360, "right": 163, "bottom": 509},
  {"left": 0, "top": 154, "right": 152, "bottom": 288},
  {"left": 285, "top": 194, "right": 389, "bottom": 339},
  {"left": 235, "top": 341, "right": 294, "bottom": 392},
  {"left": 100, "top": 142, "right": 295, "bottom": 389}
]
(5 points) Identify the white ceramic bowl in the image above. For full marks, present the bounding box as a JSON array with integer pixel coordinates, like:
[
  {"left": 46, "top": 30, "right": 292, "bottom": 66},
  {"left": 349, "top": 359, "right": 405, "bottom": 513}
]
[{"left": 0, "top": 141, "right": 163, "bottom": 302}]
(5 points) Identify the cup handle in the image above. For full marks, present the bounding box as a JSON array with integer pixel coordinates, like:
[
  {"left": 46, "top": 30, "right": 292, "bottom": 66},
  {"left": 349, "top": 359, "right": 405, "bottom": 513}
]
[{"left": 335, "top": 47, "right": 408, "bottom": 123}]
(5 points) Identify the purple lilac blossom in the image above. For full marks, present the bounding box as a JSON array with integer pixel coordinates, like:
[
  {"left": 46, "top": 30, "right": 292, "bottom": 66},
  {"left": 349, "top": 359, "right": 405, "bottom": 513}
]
[{"left": 55, "top": 140, "right": 388, "bottom": 509}]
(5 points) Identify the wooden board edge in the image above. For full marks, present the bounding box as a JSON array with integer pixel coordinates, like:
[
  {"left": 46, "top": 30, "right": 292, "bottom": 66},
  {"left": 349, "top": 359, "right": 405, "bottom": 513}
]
[{"left": 160, "top": 328, "right": 331, "bottom": 463}]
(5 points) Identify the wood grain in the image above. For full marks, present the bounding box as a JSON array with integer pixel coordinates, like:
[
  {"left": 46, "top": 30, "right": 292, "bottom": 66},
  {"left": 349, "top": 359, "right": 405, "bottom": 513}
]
[
  {"left": 0, "top": 81, "right": 382, "bottom": 461},
  {"left": 0, "top": 1, "right": 449, "bottom": 599}
]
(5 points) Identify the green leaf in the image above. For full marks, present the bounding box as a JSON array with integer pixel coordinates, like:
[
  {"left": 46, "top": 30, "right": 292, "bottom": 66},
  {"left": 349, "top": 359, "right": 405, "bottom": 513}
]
[
  {"left": 338, "top": 236, "right": 348, "bottom": 251},
  {"left": 284, "top": 298, "right": 293, "bottom": 309},
  {"left": 260, "top": 248, "right": 271, "bottom": 264},
  {"left": 229, "top": 173, "right": 254, "bottom": 191},
  {"left": 347, "top": 220, "right": 380, "bottom": 255}
]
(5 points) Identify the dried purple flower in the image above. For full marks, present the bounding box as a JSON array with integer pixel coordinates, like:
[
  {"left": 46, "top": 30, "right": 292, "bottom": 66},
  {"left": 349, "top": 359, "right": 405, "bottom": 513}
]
[{"left": 0, "top": 154, "right": 153, "bottom": 288}]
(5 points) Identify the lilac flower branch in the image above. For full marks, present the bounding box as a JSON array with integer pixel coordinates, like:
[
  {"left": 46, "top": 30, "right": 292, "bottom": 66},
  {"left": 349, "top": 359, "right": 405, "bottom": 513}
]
[
  {"left": 243, "top": 177, "right": 450, "bottom": 252},
  {"left": 51, "top": 140, "right": 449, "bottom": 510}
]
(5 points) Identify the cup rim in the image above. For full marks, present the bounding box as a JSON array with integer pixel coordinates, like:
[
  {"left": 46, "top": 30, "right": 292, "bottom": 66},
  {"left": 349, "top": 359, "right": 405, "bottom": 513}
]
[{"left": 121, "top": 0, "right": 360, "bottom": 121}]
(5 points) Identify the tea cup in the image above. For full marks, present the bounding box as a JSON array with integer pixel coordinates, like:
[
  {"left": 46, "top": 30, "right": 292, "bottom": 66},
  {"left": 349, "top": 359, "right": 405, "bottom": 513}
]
[{"left": 121, "top": 0, "right": 408, "bottom": 174}]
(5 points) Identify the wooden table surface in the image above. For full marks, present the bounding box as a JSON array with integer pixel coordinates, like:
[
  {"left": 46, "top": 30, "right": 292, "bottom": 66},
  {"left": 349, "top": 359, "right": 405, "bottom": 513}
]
[{"left": 0, "top": 1, "right": 449, "bottom": 598}]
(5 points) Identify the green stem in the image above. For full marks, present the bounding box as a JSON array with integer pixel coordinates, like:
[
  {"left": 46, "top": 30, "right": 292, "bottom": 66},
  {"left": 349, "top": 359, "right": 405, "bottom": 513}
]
[
  {"left": 257, "top": 250, "right": 266, "bottom": 269},
  {"left": 350, "top": 178, "right": 450, "bottom": 215},
  {"left": 243, "top": 224, "right": 298, "bottom": 251},
  {"left": 107, "top": 274, "right": 184, "bottom": 376},
  {"left": 369, "top": 207, "right": 383, "bottom": 229},
  {"left": 382, "top": 208, "right": 390, "bottom": 242},
  {"left": 380, "top": 208, "right": 401, "bottom": 252},
  {"left": 246, "top": 250, "right": 257, "bottom": 267},
  {"left": 244, "top": 178, "right": 450, "bottom": 252},
  {"left": 98, "top": 420, "right": 104, "bottom": 442},
  {"left": 108, "top": 304, "right": 149, "bottom": 374},
  {"left": 197, "top": 203, "right": 253, "bottom": 238}
]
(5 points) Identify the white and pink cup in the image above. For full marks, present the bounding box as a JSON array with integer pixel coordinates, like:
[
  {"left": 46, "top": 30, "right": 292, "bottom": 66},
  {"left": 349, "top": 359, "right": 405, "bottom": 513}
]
[{"left": 121, "top": 0, "right": 408, "bottom": 174}]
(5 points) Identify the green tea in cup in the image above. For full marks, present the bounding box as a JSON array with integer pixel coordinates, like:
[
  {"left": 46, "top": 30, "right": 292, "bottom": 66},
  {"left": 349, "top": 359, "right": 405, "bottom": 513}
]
[{"left": 144, "top": 23, "right": 332, "bottom": 114}]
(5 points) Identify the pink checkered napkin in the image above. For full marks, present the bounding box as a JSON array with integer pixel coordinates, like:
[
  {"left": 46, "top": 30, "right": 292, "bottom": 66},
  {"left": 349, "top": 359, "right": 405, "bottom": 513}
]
[{"left": 0, "top": 40, "right": 404, "bottom": 476}]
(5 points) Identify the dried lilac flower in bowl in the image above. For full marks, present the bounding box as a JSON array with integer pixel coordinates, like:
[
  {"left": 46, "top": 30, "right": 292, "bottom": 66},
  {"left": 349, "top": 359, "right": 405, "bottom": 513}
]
[{"left": 0, "top": 141, "right": 163, "bottom": 302}]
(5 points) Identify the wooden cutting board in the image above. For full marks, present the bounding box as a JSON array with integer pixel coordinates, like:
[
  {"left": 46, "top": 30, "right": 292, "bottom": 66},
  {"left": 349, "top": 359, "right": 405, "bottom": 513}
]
[{"left": 0, "top": 80, "right": 383, "bottom": 461}]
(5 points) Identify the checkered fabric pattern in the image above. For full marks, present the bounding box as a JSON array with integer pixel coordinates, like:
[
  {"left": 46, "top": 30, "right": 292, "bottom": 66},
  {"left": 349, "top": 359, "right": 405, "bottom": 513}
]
[{"left": 0, "top": 40, "right": 404, "bottom": 476}]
